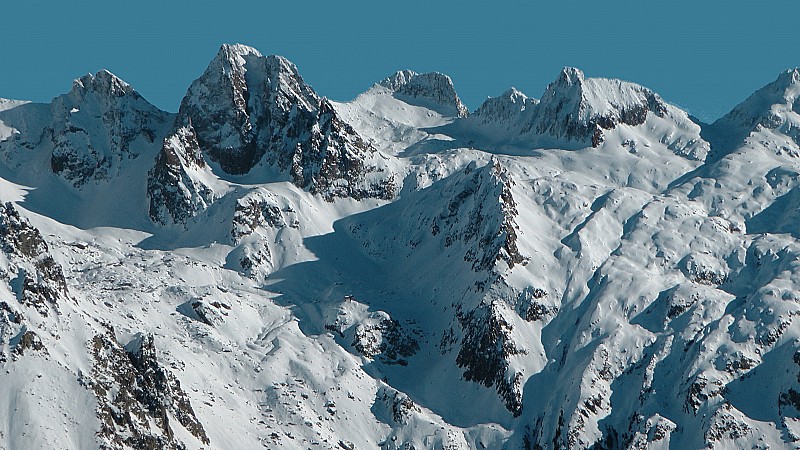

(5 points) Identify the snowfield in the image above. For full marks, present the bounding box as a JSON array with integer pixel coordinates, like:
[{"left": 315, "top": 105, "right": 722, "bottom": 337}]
[{"left": 0, "top": 44, "right": 799, "bottom": 449}]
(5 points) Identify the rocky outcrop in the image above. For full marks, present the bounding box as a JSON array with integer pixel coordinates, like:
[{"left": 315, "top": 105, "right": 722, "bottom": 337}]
[
  {"left": 0, "top": 299, "right": 48, "bottom": 363},
  {"left": 351, "top": 312, "right": 420, "bottom": 366},
  {"left": 147, "top": 125, "right": 217, "bottom": 225},
  {"left": 231, "top": 189, "right": 295, "bottom": 243},
  {"left": 456, "top": 300, "right": 526, "bottom": 415},
  {"left": 432, "top": 160, "right": 525, "bottom": 277},
  {"left": 86, "top": 332, "right": 208, "bottom": 449},
  {"left": 179, "top": 299, "right": 229, "bottom": 327},
  {"left": 375, "top": 386, "right": 421, "bottom": 426},
  {"left": 0, "top": 202, "right": 68, "bottom": 316}
]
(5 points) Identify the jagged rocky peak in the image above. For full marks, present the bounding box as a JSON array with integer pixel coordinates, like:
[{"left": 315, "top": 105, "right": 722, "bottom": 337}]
[
  {"left": 147, "top": 125, "right": 216, "bottom": 226},
  {"left": 714, "top": 67, "right": 800, "bottom": 132},
  {"left": 472, "top": 87, "right": 538, "bottom": 124},
  {"left": 531, "top": 66, "right": 668, "bottom": 146},
  {"left": 90, "top": 332, "right": 209, "bottom": 448},
  {"left": 49, "top": 69, "right": 171, "bottom": 187},
  {"left": 438, "top": 159, "right": 525, "bottom": 274},
  {"left": 175, "top": 42, "right": 323, "bottom": 176},
  {"left": 187, "top": 43, "right": 318, "bottom": 122},
  {"left": 379, "top": 69, "right": 469, "bottom": 117},
  {"left": 70, "top": 69, "right": 135, "bottom": 98},
  {"left": 150, "top": 43, "right": 396, "bottom": 225}
]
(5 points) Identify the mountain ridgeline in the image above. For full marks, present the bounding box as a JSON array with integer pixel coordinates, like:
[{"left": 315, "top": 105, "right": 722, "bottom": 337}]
[{"left": 0, "top": 43, "right": 799, "bottom": 449}]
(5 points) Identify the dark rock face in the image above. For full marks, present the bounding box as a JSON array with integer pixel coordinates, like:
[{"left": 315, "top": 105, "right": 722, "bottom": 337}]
[
  {"left": 0, "top": 202, "right": 68, "bottom": 316},
  {"left": 456, "top": 301, "right": 526, "bottom": 416},
  {"left": 515, "top": 287, "right": 556, "bottom": 322},
  {"left": 87, "top": 332, "right": 209, "bottom": 449},
  {"left": 286, "top": 99, "right": 395, "bottom": 201},
  {"left": 351, "top": 314, "right": 420, "bottom": 366},
  {"left": 147, "top": 126, "right": 216, "bottom": 225},
  {"left": 13, "top": 330, "right": 47, "bottom": 356},
  {"left": 48, "top": 70, "right": 171, "bottom": 187},
  {"left": 379, "top": 70, "right": 469, "bottom": 118},
  {"left": 174, "top": 44, "right": 394, "bottom": 196},
  {"left": 433, "top": 161, "right": 525, "bottom": 276},
  {"left": 231, "top": 190, "right": 290, "bottom": 243},
  {"left": 376, "top": 386, "right": 421, "bottom": 426},
  {"left": 439, "top": 163, "right": 532, "bottom": 416},
  {"left": 0, "top": 301, "right": 39, "bottom": 363}
]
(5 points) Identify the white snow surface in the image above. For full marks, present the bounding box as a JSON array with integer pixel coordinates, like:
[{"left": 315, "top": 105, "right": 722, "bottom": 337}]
[{"left": 0, "top": 46, "right": 799, "bottom": 450}]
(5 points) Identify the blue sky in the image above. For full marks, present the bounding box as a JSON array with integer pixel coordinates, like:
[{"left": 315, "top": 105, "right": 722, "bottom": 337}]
[{"left": 2, "top": 0, "right": 797, "bottom": 122}]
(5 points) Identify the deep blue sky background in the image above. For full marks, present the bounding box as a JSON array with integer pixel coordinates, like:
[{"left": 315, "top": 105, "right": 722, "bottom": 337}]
[{"left": 2, "top": 0, "right": 797, "bottom": 122}]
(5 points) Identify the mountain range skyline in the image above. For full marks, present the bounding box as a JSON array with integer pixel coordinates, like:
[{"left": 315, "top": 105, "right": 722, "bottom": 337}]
[{"left": 3, "top": 1, "right": 799, "bottom": 123}]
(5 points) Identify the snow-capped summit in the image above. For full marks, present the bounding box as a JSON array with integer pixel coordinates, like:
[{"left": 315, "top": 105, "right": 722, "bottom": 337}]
[
  {"left": 0, "top": 69, "right": 172, "bottom": 189},
  {"left": 472, "top": 87, "right": 538, "bottom": 124},
  {"left": 69, "top": 69, "right": 135, "bottom": 99},
  {"left": 379, "top": 70, "right": 469, "bottom": 118},
  {"left": 455, "top": 68, "right": 707, "bottom": 160},
  {"left": 529, "top": 67, "right": 669, "bottom": 146},
  {"left": 711, "top": 68, "right": 800, "bottom": 142},
  {"left": 213, "top": 42, "right": 264, "bottom": 64},
  {"left": 48, "top": 70, "right": 172, "bottom": 187}
]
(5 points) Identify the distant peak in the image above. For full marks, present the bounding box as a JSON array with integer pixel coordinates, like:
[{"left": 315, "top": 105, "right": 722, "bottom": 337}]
[
  {"left": 71, "top": 69, "right": 133, "bottom": 98},
  {"left": 216, "top": 43, "right": 263, "bottom": 61},
  {"left": 379, "top": 70, "right": 419, "bottom": 91},
  {"left": 713, "top": 67, "right": 800, "bottom": 133},
  {"left": 500, "top": 87, "right": 530, "bottom": 102},
  {"left": 378, "top": 70, "right": 468, "bottom": 118},
  {"left": 531, "top": 67, "right": 670, "bottom": 146},
  {"left": 774, "top": 67, "right": 800, "bottom": 89},
  {"left": 556, "top": 67, "right": 585, "bottom": 86},
  {"left": 472, "top": 87, "right": 537, "bottom": 124}
]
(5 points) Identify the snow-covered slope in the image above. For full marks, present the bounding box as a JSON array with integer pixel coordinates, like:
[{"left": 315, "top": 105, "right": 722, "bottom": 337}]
[{"left": 1, "top": 45, "right": 799, "bottom": 449}]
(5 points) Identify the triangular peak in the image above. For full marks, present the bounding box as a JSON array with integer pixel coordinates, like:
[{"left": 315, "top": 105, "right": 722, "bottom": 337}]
[
  {"left": 69, "top": 69, "right": 136, "bottom": 99},
  {"left": 714, "top": 67, "right": 800, "bottom": 130}
]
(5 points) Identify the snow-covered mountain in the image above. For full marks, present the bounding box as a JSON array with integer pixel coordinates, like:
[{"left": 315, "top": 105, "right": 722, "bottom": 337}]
[
  {"left": 0, "top": 43, "right": 799, "bottom": 449},
  {"left": 148, "top": 44, "right": 397, "bottom": 226}
]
